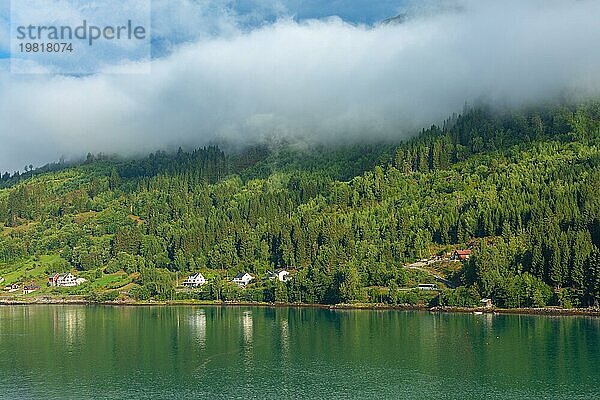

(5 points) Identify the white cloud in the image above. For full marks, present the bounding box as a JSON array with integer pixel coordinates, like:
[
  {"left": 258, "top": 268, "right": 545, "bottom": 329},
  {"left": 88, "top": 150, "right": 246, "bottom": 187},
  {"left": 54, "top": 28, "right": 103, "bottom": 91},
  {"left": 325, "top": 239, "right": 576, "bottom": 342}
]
[{"left": 2, "top": 0, "right": 600, "bottom": 172}]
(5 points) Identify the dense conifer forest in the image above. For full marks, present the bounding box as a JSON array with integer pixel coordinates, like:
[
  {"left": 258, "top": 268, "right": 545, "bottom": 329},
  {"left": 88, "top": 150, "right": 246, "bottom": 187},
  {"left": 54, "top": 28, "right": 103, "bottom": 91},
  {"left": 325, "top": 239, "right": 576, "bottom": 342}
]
[{"left": 1, "top": 102, "right": 600, "bottom": 308}]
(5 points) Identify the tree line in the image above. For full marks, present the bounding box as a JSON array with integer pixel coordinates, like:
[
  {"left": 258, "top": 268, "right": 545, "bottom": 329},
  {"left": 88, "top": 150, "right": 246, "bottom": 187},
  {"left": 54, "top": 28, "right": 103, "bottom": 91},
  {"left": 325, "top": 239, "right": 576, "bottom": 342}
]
[{"left": 1, "top": 102, "right": 600, "bottom": 307}]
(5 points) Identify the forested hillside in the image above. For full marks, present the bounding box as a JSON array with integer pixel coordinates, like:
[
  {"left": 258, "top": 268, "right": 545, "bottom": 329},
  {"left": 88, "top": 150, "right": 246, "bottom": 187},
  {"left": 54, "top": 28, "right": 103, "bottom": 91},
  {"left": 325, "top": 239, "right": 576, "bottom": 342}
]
[{"left": 1, "top": 102, "right": 600, "bottom": 308}]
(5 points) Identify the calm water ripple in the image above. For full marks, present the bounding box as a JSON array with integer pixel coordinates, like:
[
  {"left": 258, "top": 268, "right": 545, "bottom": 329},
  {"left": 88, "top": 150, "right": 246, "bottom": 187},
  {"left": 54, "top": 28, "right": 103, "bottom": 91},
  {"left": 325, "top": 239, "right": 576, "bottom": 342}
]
[{"left": 0, "top": 306, "right": 598, "bottom": 399}]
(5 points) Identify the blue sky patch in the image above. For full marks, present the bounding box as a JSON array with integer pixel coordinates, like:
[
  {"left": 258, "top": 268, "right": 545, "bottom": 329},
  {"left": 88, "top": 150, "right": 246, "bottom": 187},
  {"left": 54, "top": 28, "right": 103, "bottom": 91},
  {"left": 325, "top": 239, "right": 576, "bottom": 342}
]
[
  {"left": 1, "top": 1, "right": 409, "bottom": 62},
  {"left": 231, "top": 0, "right": 408, "bottom": 25}
]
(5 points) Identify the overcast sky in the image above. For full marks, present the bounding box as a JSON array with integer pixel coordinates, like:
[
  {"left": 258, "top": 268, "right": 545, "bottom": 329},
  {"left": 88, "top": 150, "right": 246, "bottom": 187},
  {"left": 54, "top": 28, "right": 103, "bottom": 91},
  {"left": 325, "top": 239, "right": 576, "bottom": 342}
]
[{"left": 1, "top": 0, "right": 600, "bottom": 172}]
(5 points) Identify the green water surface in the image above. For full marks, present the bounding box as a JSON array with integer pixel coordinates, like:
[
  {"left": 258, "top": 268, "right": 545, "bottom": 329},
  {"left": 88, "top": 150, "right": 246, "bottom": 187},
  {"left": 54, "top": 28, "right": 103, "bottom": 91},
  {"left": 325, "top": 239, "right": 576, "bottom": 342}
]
[{"left": 0, "top": 306, "right": 598, "bottom": 399}]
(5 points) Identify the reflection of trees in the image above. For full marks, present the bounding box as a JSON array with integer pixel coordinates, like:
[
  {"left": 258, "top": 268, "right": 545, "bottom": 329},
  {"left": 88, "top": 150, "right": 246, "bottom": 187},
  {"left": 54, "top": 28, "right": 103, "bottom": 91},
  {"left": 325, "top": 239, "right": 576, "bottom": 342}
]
[{"left": 1, "top": 307, "right": 598, "bottom": 397}]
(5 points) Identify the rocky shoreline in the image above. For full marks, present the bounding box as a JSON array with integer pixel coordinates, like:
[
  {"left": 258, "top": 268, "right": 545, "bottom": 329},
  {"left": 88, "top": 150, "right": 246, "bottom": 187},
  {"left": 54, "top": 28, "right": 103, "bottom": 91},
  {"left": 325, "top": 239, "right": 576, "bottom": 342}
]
[{"left": 1, "top": 297, "right": 599, "bottom": 317}]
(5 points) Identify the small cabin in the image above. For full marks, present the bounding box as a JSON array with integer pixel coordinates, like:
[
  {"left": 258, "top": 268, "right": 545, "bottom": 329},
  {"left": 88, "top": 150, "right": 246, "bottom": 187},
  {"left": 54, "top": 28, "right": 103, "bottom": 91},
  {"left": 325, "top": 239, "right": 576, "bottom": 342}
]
[
  {"left": 417, "top": 284, "right": 437, "bottom": 291},
  {"left": 269, "top": 270, "right": 291, "bottom": 283},
  {"left": 182, "top": 273, "right": 206, "bottom": 288},
  {"left": 233, "top": 272, "right": 254, "bottom": 287},
  {"left": 4, "top": 283, "right": 19, "bottom": 292},
  {"left": 481, "top": 298, "right": 493, "bottom": 308},
  {"left": 451, "top": 250, "right": 472, "bottom": 261},
  {"left": 23, "top": 284, "right": 40, "bottom": 294}
]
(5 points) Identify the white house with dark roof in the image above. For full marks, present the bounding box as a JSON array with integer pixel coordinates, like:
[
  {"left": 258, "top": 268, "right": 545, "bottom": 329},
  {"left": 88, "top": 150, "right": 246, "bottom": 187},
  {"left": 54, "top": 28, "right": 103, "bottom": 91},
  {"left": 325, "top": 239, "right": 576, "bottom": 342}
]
[
  {"left": 481, "top": 298, "right": 493, "bottom": 308},
  {"left": 4, "top": 283, "right": 19, "bottom": 292},
  {"left": 48, "top": 273, "right": 78, "bottom": 287},
  {"left": 233, "top": 272, "right": 254, "bottom": 287},
  {"left": 182, "top": 273, "right": 206, "bottom": 288},
  {"left": 23, "top": 284, "right": 40, "bottom": 294}
]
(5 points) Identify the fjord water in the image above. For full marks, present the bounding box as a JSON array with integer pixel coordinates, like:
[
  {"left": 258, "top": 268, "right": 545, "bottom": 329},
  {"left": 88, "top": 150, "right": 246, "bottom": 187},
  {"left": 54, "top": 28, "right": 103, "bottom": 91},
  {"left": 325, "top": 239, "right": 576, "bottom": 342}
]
[{"left": 0, "top": 306, "right": 598, "bottom": 399}]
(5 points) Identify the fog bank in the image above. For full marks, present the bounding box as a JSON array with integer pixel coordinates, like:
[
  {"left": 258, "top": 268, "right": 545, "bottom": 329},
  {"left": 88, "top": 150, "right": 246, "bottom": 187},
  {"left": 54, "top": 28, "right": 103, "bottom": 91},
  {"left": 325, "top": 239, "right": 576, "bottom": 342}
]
[{"left": 2, "top": 0, "right": 600, "bottom": 171}]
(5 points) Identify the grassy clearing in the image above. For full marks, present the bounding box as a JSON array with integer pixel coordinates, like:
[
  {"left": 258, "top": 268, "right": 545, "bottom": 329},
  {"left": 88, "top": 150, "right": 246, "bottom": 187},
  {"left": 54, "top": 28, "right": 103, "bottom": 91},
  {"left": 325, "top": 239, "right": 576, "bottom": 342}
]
[
  {"left": 86, "top": 272, "right": 132, "bottom": 291},
  {"left": 0, "top": 254, "right": 64, "bottom": 286}
]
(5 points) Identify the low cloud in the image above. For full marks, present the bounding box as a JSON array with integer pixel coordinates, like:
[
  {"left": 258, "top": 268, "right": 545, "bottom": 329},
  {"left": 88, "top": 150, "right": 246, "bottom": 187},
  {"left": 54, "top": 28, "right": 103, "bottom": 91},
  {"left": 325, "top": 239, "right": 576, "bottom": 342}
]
[{"left": 2, "top": 0, "right": 600, "bottom": 172}]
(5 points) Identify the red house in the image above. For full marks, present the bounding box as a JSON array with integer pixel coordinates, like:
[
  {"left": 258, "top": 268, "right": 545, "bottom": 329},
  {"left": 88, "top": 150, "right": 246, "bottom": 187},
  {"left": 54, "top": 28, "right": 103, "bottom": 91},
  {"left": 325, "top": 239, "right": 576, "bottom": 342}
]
[{"left": 452, "top": 250, "right": 472, "bottom": 261}]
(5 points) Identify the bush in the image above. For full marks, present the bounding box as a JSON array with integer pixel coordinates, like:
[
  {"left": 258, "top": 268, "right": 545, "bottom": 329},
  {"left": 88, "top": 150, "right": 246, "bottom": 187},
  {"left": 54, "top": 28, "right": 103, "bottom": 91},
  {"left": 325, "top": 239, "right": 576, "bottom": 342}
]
[
  {"left": 130, "top": 285, "right": 151, "bottom": 300},
  {"left": 87, "top": 290, "right": 119, "bottom": 302},
  {"left": 438, "top": 287, "right": 480, "bottom": 307}
]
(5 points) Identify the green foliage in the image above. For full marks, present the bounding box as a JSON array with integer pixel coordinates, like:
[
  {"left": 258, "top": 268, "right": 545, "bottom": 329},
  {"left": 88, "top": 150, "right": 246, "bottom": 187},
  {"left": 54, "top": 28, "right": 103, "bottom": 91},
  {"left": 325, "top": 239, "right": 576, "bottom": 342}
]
[
  {"left": 130, "top": 285, "right": 151, "bottom": 301},
  {"left": 87, "top": 290, "right": 119, "bottom": 302},
  {"left": 138, "top": 268, "right": 175, "bottom": 300},
  {"left": 2, "top": 102, "right": 600, "bottom": 306},
  {"left": 438, "top": 287, "right": 480, "bottom": 308}
]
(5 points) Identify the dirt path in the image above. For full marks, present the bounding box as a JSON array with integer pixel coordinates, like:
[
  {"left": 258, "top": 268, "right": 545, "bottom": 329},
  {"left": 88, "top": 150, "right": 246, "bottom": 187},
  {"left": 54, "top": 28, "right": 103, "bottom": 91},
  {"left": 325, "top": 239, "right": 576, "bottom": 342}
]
[{"left": 405, "top": 259, "right": 456, "bottom": 288}]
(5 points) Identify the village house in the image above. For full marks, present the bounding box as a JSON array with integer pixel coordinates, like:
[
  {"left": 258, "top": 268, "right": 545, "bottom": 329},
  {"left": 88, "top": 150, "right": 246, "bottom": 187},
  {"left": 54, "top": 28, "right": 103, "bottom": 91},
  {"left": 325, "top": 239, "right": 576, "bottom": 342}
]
[
  {"left": 0, "top": 277, "right": 4, "bottom": 284},
  {"left": 182, "top": 273, "right": 206, "bottom": 288},
  {"left": 233, "top": 272, "right": 254, "bottom": 287},
  {"left": 4, "top": 283, "right": 19, "bottom": 292},
  {"left": 269, "top": 270, "right": 291, "bottom": 283},
  {"left": 481, "top": 298, "right": 493, "bottom": 308},
  {"left": 23, "top": 284, "right": 40, "bottom": 294},
  {"left": 451, "top": 249, "right": 472, "bottom": 261},
  {"left": 48, "top": 273, "right": 80, "bottom": 287},
  {"left": 418, "top": 283, "right": 437, "bottom": 291}
]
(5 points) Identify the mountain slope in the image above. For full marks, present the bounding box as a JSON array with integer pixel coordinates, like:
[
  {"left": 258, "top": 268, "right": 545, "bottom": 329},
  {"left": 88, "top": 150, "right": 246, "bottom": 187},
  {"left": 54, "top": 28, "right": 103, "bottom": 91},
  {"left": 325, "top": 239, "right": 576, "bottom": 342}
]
[{"left": 1, "top": 102, "right": 600, "bottom": 307}]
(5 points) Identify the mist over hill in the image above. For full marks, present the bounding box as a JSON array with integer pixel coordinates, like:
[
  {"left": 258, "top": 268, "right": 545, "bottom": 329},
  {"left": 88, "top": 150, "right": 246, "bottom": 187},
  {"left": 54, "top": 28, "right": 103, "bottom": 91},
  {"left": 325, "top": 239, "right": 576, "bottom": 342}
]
[
  {"left": 1, "top": 102, "right": 600, "bottom": 307},
  {"left": 3, "top": 0, "right": 600, "bottom": 172}
]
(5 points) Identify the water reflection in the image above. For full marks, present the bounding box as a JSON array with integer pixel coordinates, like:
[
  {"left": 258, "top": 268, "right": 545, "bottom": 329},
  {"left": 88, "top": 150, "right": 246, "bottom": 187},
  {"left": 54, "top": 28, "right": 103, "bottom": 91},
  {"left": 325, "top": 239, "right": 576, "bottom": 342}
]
[
  {"left": 1, "top": 307, "right": 598, "bottom": 399},
  {"left": 52, "top": 307, "right": 85, "bottom": 346},
  {"left": 242, "top": 310, "right": 253, "bottom": 344},
  {"left": 280, "top": 317, "right": 290, "bottom": 355},
  {"left": 241, "top": 310, "right": 254, "bottom": 371},
  {"left": 482, "top": 312, "right": 494, "bottom": 328},
  {"left": 187, "top": 309, "right": 207, "bottom": 350}
]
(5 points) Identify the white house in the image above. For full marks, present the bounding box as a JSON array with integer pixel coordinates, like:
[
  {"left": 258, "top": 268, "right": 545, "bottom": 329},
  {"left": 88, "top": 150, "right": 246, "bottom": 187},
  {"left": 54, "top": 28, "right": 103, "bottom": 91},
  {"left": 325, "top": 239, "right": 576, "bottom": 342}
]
[
  {"left": 48, "top": 273, "right": 79, "bottom": 287},
  {"left": 23, "top": 284, "right": 40, "bottom": 294},
  {"left": 481, "top": 298, "right": 493, "bottom": 308},
  {"left": 182, "top": 273, "right": 206, "bottom": 288},
  {"left": 233, "top": 272, "right": 254, "bottom": 287},
  {"left": 0, "top": 277, "right": 4, "bottom": 284},
  {"left": 270, "top": 270, "right": 291, "bottom": 282},
  {"left": 4, "top": 283, "right": 19, "bottom": 292}
]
